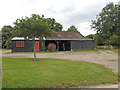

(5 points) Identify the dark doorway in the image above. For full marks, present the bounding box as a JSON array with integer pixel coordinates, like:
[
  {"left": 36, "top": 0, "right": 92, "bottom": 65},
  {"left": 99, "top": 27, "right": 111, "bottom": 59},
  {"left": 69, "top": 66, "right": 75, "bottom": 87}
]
[
  {"left": 45, "top": 40, "right": 71, "bottom": 51},
  {"left": 59, "top": 41, "right": 71, "bottom": 51}
]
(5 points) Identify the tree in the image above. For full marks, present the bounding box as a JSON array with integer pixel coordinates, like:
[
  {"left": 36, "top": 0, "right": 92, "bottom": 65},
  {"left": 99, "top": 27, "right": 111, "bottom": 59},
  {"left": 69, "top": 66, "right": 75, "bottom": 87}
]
[
  {"left": 109, "top": 35, "right": 119, "bottom": 46},
  {"left": 85, "top": 34, "right": 95, "bottom": 39},
  {"left": 86, "top": 33, "right": 105, "bottom": 46},
  {"left": 91, "top": 2, "right": 119, "bottom": 47},
  {"left": 1, "top": 25, "right": 13, "bottom": 49},
  {"left": 67, "top": 25, "right": 79, "bottom": 32},
  {"left": 46, "top": 18, "right": 63, "bottom": 31},
  {"left": 13, "top": 14, "right": 54, "bottom": 61}
]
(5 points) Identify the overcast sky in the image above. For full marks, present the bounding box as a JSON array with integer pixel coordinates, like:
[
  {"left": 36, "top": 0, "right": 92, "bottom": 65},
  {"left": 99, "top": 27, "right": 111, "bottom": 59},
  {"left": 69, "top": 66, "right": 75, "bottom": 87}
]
[{"left": 0, "top": 0, "right": 119, "bottom": 36}]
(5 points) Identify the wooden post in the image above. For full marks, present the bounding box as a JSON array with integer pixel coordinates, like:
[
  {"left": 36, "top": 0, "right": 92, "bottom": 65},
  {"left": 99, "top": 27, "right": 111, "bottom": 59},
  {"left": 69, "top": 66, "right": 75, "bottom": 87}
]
[
  {"left": 56, "top": 41, "right": 59, "bottom": 51},
  {"left": 63, "top": 43, "right": 65, "bottom": 51},
  {"left": 42, "top": 40, "right": 45, "bottom": 51}
]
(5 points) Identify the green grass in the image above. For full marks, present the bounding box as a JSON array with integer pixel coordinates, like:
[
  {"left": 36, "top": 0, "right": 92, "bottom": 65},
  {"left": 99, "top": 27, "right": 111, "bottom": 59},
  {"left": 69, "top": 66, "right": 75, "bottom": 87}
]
[
  {"left": 2, "top": 58, "right": 118, "bottom": 88},
  {"left": 0, "top": 49, "right": 11, "bottom": 51},
  {"left": 72, "top": 49, "right": 99, "bottom": 52}
]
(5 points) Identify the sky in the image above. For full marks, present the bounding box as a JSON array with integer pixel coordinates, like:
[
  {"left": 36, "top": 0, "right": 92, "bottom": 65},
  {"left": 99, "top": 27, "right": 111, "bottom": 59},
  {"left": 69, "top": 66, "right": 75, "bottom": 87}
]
[{"left": 0, "top": 0, "right": 119, "bottom": 36}]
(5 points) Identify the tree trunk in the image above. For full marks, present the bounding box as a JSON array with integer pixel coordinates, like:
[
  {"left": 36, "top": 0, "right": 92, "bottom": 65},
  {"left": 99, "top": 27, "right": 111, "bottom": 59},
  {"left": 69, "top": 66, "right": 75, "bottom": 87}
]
[{"left": 33, "top": 37, "right": 37, "bottom": 61}]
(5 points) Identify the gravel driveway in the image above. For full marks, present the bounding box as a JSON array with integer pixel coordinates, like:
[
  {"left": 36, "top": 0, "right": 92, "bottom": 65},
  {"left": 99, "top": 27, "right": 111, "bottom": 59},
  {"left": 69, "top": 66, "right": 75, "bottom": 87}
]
[{"left": 1, "top": 50, "right": 119, "bottom": 88}]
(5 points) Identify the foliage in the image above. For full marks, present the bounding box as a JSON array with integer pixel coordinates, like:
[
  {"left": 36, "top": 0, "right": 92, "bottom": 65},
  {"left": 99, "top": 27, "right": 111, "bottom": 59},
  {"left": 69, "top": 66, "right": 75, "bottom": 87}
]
[
  {"left": 85, "top": 34, "right": 99, "bottom": 46},
  {"left": 0, "top": 49, "right": 11, "bottom": 51},
  {"left": 1, "top": 25, "right": 13, "bottom": 49},
  {"left": 67, "top": 25, "right": 79, "bottom": 32},
  {"left": 85, "top": 34, "right": 95, "bottom": 39},
  {"left": 13, "top": 14, "right": 54, "bottom": 39},
  {"left": 46, "top": 18, "right": 63, "bottom": 31},
  {"left": 1, "top": 15, "right": 63, "bottom": 49},
  {"left": 109, "top": 35, "right": 119, "bottom": 45},
  {"left": 2, "top": 58, "right": 118, "bottom": 88},
  {"left": 13, "top": 14, "right": 54, "bottom": 61},
  {"left": 96, "top": 45, "right": 113, "bottom": 49},
  {"left": 91, "top": 2, "right": 119, "bottom": 47}
]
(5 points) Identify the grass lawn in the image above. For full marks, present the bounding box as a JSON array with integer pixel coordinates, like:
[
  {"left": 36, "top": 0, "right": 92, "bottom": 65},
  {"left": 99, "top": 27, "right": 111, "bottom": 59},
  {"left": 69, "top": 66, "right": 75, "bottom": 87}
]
[
  {"left": 71, "top": 49, "right": 99, "bottom": 52},
  {"left": 2, "top": 58, "right": 118, "bottom": 88},
  {"left": 0, "top": 49, "right": 11, "bottom": 51}
]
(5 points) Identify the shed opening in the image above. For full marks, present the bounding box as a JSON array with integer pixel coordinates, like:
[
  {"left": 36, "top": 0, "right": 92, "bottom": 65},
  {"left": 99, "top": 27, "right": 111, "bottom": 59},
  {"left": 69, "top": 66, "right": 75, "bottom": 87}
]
[{"left": 45, "top": 40, "right": 71, "bottom": 51}]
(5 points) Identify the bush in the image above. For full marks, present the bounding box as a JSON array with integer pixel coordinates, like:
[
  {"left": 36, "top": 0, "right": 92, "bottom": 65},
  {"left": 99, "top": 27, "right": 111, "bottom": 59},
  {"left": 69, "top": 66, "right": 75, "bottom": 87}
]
[{"left": 96, "top": 45, "right": 113, "bottom": 49}]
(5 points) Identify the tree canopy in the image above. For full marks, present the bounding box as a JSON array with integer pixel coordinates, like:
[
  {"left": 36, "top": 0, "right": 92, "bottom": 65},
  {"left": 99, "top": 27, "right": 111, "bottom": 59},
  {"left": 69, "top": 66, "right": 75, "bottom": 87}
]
[
  {"left": 46, "top": 18, "right": 63, "bottom": 31},
  {"left": 13, "top": 14, "right": 54, "bottom": 39},
  {"left": 13, "top": 14, "right": 54, "bottom": 61},
  {"left": 1, "top": 15, "right": 63, "bottom": 49},
  {"left": 67, "top": 25, "right": 79, "bottom": 32},
  {"left": 91, "top": 2, "right": 119, "bottom": 47},
  {"left": 1, "top": 25, "right": 13, "bottom": 49},
  {"left": 85, "top": 34, "right": 95, "bottom": 39}
]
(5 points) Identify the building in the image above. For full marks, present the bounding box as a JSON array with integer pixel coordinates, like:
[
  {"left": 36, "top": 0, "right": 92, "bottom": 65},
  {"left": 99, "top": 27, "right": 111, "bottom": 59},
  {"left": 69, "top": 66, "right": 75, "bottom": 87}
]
[{"left": 11, "top": 32, "right": 94, "bottom": 52}]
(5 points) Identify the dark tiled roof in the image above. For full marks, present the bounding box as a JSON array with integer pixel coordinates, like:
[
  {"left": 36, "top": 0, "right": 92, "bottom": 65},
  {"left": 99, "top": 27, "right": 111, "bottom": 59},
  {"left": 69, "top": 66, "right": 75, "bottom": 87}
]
[{"left": 46, "top": 32, "right": 93, "bottom": 40}]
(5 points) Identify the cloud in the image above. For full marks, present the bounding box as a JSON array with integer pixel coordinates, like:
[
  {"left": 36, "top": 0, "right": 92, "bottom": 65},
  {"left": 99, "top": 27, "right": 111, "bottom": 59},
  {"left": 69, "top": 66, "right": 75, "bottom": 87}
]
[
  {"left": 27, "top": 0, "right": 35, "bottom": 3},
  {"left": 62, "top": 1, "right": 104, "bottom": 26},
  {"left": 47, "top": 1, "right": 76, "bottom": 15},
  {"left": 0, "top": 0, "right": 119, "bottom": 36},
  {"left": 47, "top": 6, "right": 58, "bottom": 14},
  {"left": 60, "top": 2, "right": 76, "bottom": 13}
]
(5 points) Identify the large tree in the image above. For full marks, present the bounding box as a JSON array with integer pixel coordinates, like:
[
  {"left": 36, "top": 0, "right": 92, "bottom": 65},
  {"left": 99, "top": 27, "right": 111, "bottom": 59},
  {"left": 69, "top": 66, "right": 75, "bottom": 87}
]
[
  {"left": 13, "top": 14, "right": 54, "bottom": 61},
  {"left": 91, "top": 2, "right": 119, "bottom": 47},
  {"left": 46, "top": 18, "right": 63, "bottom": 31},
  {"left": 1, "top": 25, "right": 13, "bottom": 49},
  {"left": 67, "top": 25, "right": 79, "bottom": 32},
  {"left": 85, "top": 34, "right": 95, "bottom": 39},
  {"left": 85, "top": 34, "right": 100, "bottom": 46}
]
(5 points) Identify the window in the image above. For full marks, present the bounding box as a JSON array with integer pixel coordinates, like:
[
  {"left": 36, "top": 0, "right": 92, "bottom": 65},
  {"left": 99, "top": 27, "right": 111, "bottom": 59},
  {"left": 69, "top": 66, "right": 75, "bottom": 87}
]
[{"left": 16, "top": 40, "right": 24, "bottom": 47}]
